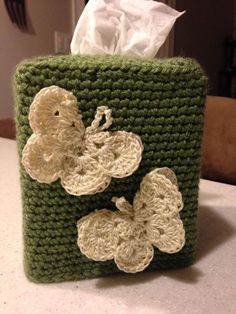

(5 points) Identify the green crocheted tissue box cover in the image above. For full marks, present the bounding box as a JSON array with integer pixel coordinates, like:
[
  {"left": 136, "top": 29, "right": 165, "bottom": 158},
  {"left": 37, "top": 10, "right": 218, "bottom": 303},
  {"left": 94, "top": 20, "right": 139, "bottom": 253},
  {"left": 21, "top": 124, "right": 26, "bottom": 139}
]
[{"left": 14, "top": 55, "right": 207, "bottom": 283}]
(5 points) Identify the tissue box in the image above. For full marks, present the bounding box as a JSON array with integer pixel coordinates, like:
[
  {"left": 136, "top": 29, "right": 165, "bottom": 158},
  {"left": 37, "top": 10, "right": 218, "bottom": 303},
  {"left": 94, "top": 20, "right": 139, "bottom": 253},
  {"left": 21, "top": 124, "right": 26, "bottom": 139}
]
[{"left": 15, "top": 55, "right": 207, "bottom": 283}]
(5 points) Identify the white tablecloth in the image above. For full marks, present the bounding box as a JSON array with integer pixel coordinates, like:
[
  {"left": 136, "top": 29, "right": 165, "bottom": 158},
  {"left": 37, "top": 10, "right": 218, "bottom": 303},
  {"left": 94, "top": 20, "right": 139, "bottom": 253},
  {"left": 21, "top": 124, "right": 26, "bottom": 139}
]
[{"left": 0, "top": 137, "right": 236, "bottom": 314}]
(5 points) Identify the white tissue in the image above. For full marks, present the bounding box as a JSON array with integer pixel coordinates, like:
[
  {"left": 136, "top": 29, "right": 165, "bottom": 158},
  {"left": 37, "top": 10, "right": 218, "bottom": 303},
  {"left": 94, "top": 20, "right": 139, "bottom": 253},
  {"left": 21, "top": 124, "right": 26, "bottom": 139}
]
[{"left": 71, "top": 0, "right": 184, "bottom": 58}]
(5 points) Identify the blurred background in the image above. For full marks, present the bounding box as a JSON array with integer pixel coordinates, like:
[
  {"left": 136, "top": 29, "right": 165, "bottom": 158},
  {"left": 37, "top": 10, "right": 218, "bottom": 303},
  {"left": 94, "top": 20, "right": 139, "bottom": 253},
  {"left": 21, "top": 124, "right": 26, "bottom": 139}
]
[
  {"left": 0, "top": 0, "right": 236, "bottom": 119},
  {"left": 0, "top": 0, "right": 236, "bottom": 184},
  {"left": 0, "top": 0, "right": 236, "bottom": 118}
]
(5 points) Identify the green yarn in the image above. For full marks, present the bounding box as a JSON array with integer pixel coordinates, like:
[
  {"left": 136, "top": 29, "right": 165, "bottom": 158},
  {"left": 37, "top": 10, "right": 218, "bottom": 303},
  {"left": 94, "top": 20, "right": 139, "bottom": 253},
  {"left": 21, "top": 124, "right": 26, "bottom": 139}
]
[{"left": 14, "top": 55, "right": 207, "bottom": 283}]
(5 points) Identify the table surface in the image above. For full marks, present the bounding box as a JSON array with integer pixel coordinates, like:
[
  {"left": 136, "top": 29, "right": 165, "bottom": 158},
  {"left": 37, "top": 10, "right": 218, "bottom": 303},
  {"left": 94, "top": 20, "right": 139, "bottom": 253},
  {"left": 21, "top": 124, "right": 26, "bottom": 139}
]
[{"left": 0, "top": 137, "right": 236, "bottom": 314}]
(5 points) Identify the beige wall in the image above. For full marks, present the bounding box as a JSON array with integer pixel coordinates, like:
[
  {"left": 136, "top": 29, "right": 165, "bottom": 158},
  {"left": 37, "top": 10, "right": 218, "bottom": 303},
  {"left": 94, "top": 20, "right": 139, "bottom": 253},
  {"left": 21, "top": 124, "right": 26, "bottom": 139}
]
[
  {"left": 0, "top": 0, "right": 72, "bottom": 119},
  {"left": 72, "top": 0, "right": 85, "bottom": 30}
]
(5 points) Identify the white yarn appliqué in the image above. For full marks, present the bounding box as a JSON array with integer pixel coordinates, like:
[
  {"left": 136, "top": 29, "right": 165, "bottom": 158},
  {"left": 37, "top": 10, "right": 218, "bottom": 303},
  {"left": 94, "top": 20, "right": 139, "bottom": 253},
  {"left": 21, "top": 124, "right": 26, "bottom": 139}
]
[
  {"left": 77, "top": 167, "right": 185, "bottom": 273},
  {"left": 22, "top": 85, "right": 143, "bottom": 196}
]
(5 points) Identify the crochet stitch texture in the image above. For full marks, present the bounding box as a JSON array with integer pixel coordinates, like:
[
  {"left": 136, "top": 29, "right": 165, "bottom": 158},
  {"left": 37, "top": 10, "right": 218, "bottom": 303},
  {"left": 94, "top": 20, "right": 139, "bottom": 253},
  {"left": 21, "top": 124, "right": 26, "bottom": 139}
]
[
  {"left": 77, "top": 168, "right": 185, "bottom": 273},
  {"left": 14, "top": 55, "right": 207, "bottom": 283},
  {"left": 21, "top": 86, "right": 143, "bottom": 196}
]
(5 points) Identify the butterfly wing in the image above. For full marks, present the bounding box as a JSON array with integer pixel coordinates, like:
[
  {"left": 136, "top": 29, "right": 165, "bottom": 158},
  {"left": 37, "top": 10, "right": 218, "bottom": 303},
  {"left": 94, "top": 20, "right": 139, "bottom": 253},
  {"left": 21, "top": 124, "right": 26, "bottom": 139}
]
[
  {"left": 29, "top": 85, "right": 85, "bottom": 136},
  {"left": 114, "top": 226, "right": 154, "bottom": 273},
  {"left": 93, "top": 131, "right": 143, "bottom": 178},
  {"left": 133, "top": 168, "right": 185, "bottom": 254},
  {"left": 146, "top": 215, "right": 185, "bottom": 253},
  {"left": 22, "top": 86, "right": 86, "bottom": 185},
  {"left": 60, "top": 154, "right": 111, "bottom": 196},
  {"left": 22, "top": 134, "right": 62, "bottom": 183},
  {"left": 77, "top": 209, "right": 118, "bottom": 261},
  {"left": 77, "top": 203, "right": 154, "bottom": 272},
  {"left": 133, "top": 168, "right": 183, "bottom": 221},
  {"left": 154, "top": 167, "right": 178, "bottom": 186}
]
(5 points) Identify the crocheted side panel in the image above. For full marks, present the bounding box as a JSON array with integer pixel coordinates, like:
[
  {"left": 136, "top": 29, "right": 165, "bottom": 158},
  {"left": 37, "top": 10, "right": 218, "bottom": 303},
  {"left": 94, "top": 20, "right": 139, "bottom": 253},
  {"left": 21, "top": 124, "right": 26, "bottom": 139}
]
[
  {"left": 77, "top": 168, "right": 185, "bottom": 273},
  {"left": 21, "top": 85, "right": 143, "bottom": 196},
  {"left": 15, "top": 55, "right": 207, "bottom": 282}
]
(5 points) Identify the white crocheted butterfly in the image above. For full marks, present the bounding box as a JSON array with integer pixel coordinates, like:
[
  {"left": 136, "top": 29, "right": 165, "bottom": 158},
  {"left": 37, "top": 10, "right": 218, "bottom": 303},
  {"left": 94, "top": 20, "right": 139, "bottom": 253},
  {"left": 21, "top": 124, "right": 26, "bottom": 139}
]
[
  {"left": 22, "top": 85, "right": 143, "bottom": 196},
  {"left": 77, "top": 167, "right": 185, "bottom": 273}
]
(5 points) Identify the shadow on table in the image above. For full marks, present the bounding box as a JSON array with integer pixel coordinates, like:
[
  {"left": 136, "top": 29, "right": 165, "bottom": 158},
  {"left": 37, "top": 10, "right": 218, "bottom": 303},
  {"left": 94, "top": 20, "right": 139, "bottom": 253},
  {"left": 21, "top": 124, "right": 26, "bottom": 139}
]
[
  {"left": 197, "top": 205, "right": 235, "bottom": 261},
  {"left": 50, "top": 204, "right": 235, "bottom": 291},
  {"left": 95, "top": 265, "right": 202, "bottom": 289},
  {"left": 96, "top": 205, "right": 235, "bottom": 289}
]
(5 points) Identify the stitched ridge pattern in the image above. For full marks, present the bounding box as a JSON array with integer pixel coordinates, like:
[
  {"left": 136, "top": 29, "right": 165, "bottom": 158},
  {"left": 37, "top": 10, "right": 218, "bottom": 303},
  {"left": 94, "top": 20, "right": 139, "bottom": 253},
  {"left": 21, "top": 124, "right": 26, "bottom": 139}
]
[{"left": 14, "top": 55, "right": 207, "bottom": 282}]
